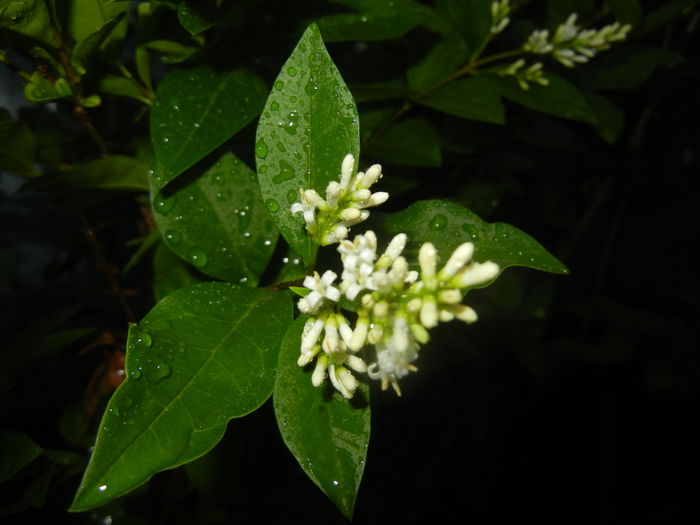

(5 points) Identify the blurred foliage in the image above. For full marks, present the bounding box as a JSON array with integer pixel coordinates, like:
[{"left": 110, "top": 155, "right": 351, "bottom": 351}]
[{"left": 1, "top": 0, "right": 699, "bottom": 523}]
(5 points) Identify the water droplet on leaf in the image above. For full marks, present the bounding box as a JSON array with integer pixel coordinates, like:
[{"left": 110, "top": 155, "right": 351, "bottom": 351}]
[
  {"left": 265, "top": 199, "right": 280, "bottom": 212},
  {"left": 150, "top": 357, "right": 172, "bottom": 382},
  {"left": 273, "top": 80, "right": 284, "bottom": 90},
  {"left": 429, "top": 214, "right": 448, "bottom": 230},
  {"left": 273, "top": 160, "right": 296, "bottom": 183},
  {"left": 187, "top": 247, "right": 208, "bottom": 267},
  {"left": 153, "top": 194, "right": 176, "bottom": 215},
  {"left": 255, "top": 139, "right": 268, "bottom": 159}
]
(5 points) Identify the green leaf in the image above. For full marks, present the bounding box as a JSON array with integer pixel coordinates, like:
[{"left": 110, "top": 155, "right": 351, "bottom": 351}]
[
  {"left": 71, "top": 12, "right": 127, "bottom": 74},
  {"left": 0, "top": 108, "right": 37, "bottom": 177},
  {"left": 70, "top": 283, "right": 292, "bottom": 511},
  {"left": 485, "top": 73, "right": 598, "bottom": 125},
  {"left": 99, "top": 74, "right": 152, "bottom": 104},
  {"left": 151, "top": 152, "right": 278, "bottom": 285},
  {"left": 317, "top": 0, "right": 430, "bottom": 42},
  {"left": 0, "top": 431, "right": 43, "bottom": 483},
  {"left": 379, "top": 200, "right": 569, "bottom": 275},
  {"left": 151, "top": 67, "right": 267, "bottom": 191},
  {"left": 273, "top": 316, "right": 370, "bottom": 519},
  {"left": 56, "top": 0, "right": 130, "bottom": 44},
  {"left": 363, "top": 114, "right": 442, "bottom": 167},
  {"left": 638, "top": 0, "right": 700, "bottom": 34},
  {"left": 350, "top": 78, "right": 405, "bottom": 103},
  {"left": 255, "top": 23, "right": 360, "bottom": 265},
  {"left": 583, "top": 92, "right": 624, "bottom": 144},
  {"left": 23, "top": 73, "right": 72, "bottom": 103},
  {"left": 416, "top": 76, "right": 505, "bottom": 124},
  {"left": 581, "top": 47, "right": 683, "bottom": 91},
  {"left": 0, "top": 0, "right": 57, "bottom": 48},
  {"left": 547, "top": 0, "right": 596, "bottom": 27},
  {"left": 153, "top": 242, "right": 203, "bottom": 302},
  {"left": 40, "top": 155, "right": 149, "bottom": 191},
  {"left": 145, "top": 39, "right": 199, "bottom": 63}
]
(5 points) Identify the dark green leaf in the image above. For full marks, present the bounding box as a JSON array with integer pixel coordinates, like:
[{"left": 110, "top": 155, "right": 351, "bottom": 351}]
[
  {"left": 153, "top": 242, "right": 203, "bottom": 301},
  {"left": 350, "top": 78, "right": 405, "bottom": 103},
  {"left": 581, "top": 47, "right": 683, "bottom": 91},
  {"left": 436, "top": 0, "right": 492, "bottom": 58},
  {"left": 416, "top": 76, "right": 505, "bottom": 124},
  {"left": 547, "top": 0, "right": 596, "bottom": 27},
  {"left": 0, "top": 108, "right": 37, "bottom": 176},
  {"left": 317, "top": 0, "right": 429, "bottom": 42},
  {"left": 151, "top": 152, "right": 278, "bottom": 285},
  {"left": 274, "top": 316, "right": 370, "bottom": 519},
  {"left": 639, "top": 0, "right": 700, "bottom": 34},
  {"left": 583, "top": 92, "right": 624, "bottom": 144},
  {"left": 151, "top": 67, "right": 267, "bottom": 191},
  {"left": 41, "top": 155, "right": 149, "bottom": 191},
  {"left": 610, "top": 0, "right": 643, "bottom": 26},
  {"left": 70, "top": 283, "right": 292, "bottom": 511},
  {"left": 23, "top": 73, "right": 72, "bottom": 103},
  {"left": 0, "top": 431, "right": 43, "bottom": 483},
  {"left": 0, "top": 0, "right": 57, "bottom": 48},
  {"left": 71, "top": 12, "right": 126, "bottom": 74},
  {"left": 124, "top": 230, "right": 161, "bottom": 273},
  {"left": 407, "top": 25, "right": 469, "bottom": 94},
  {"left": 177, "top": 1, "right": 218, "bottom": 35},
  {"left": 379, "top": 200, "right": 569, "bottom": 275},
  {"left": 486, "top": 73, "right": 598, "bottom": 125},
  {"left": 256, "top": 23, "right": 360, "bottom": 264},
  {"left": 56, "top": 0, "right": 130, "bottom": 44},
  {"left": 363, "top": 114, "right": 442, "bottom": 167}
]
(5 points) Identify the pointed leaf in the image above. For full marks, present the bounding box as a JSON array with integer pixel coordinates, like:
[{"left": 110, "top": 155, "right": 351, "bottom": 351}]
[
  {"left": 256, "top": 23, "right": 360, "bottom": 264},
  {"left": 151, "top": 152, "right": 278, "bottom": 285},
  {"left": 416, "top": 76, "right": 505, "bottom": 124},
  {"left": 274, "top": 316, "right": 370, "bottom": 519},
  {"left": 71, "top": 283, "right": 292, "bottom": 511},
  {"left": 151, "top": 67, "right": 267, "bottom": 191},
  {"left": 363, "top": 113, "right": 442, "bottom": 167},
  {"left": 0, "top": 431, "right": 43, "bottom": 483},
  {"left": 0, "top": 0, "right": 57, "bottom": 48},
  {"left": 379, "top": 199, "right": 569, "bottom": 274},
  {"left": 39, "top": 155, "right": 149, "bottom": 191},
  {"left": 71, "top": 12, "right": 126, "bottom": 74},
  {"left": 153, "top": 243, "right": 203, "bottom": 302}
]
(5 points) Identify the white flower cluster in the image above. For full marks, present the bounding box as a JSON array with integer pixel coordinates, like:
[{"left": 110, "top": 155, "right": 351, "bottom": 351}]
[
  {"left": 296, "top": 231, "right": 499, "bottom": 397},
  {"left": 490, "top": 0, "right": 511, "bottom": 35},
  {"left": 498, "top": 59, "right": 549, "bottom": 90},
  {"left": 290, "top": 154, "right": 388, "bottom": 245},
  {"left": 523, "top": 13, "right": 632, "bottom": 68}
]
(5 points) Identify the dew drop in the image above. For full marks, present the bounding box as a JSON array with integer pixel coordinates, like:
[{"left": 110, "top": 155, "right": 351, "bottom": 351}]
[
  {"left": 243, "top": 231, "right": 251, "bottom": 238},
  {"left": 130, "top": 368, "right": 142, "bottom": 380},
  {"left": 259, "top": 165, "right": 268, "bottom": 174},
  {"left": 287, "top": 66, "right": 297, "bottom": 77},
  {"left": 98, "top": 485, "right": 108, "bottom": 492},
  {"left": 255, "top": 139, "right": 268, "bottom": 159},
  {"left": 186, "top": 247, "right": 208, "bottom": 267},
  {"left": 264, "top": 240, "right": 272, "bottom": 246},
  {"left": 461, "top": 223, "right": 478, "bottom": 239},
  {"left": 332, "top": 480, "right": 339, "bottom": 486},
  {"left": 273, "top": 80, "right": 284, "bottom": 90},
  {"left": 153, "top": 194, "right": 176, "bottom": 215},
  {"left": 287, "top": 189, "right": 298, "bottom": 203},
  {"left": 279, "top": 110, "right": 301, "bottom": 135},
  {"left": 429, "top": 214, "right": 448, "bottom": 230},
  {"left": 165, "top": 230, "right": 182, "bottom": 245},
  {"left": 270, "top": 100, "right": 279, "bottom": 111},
  {"left": 265, "top": 199, "right": 280, "bottom": 212},
  {"left": 239, "top": 277, "right": 248, "bottom": 284},
  {"left": 121, "top": 397, "right": 134, "bottom": 410}
]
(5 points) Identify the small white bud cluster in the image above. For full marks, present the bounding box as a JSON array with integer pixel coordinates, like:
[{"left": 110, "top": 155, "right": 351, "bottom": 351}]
[
  {"left": 522, "top": 13, "right": 632, "bottom": 68},
  {"left": 498, "top": 59, "right": 549, "bottom": 90},
  {"left": 296, "top": 231, "right": 500, "bottom": 397},
  {"left": 290, "top": 154, "right": 388, "bottom": 246},
  {"left": 490, "top": 0, "right": 511, "bottom": 34}
]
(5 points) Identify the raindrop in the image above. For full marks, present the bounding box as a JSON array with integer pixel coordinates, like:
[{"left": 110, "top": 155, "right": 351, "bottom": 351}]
[
  {"left": 429, "top": 214, "right": 448, "bottom": 230},
  {"left": 153, "top": 194, "right": 176, "bottom": 215},
  {"left": 186, "top": 247, "right": 208, "bottom": 267},
  {"left": 165, "top": 230, "right": 182, "bottom": 245},
  {"left": 332, "top": 480, "right": 339, "bottom": 486},
  {"left": 130, "top": 368, "right": 142, "bottom": 380},
  {"left": 290, "top": 95, "right": 297, "bottom": 103},
  {"left": 304, "top": 80, "right": 318, "bottom": 96},
  {"left": 270, "top": 101, "right": 279, "bottom": 111},
  {"left": 287, "top": 189, "right": 298, "bottom": 203},
  {"left": 150, "top": 357, "right": 172, "bottom": 382},
  {"left": 255, "top": 139, "right": 268, "bottom": 159},
  {"left": 239, "top": 277, "right": 248, "bottom": 284},
  {"left": 162, "top": 137, "right": 169, "bottom": 143},
  {"left": 461, "top": 223, "right": 478, "bottom": 239},
  {"left": 264, "top": 240, "right": 272, "bottom": 246},
  {"left": 121, "top": 397, "right": 134, "bottom": 410},
  {"left": 287, "top": 66, "right": 297, "bottom": 77},
  {"left": 273, "top": 80, "right": 284, "bottom": 90},
  {"left": 98, "top": 485, "right": 108, "bottom": 492},
  {"left": 273, "top": 160, "right": 296, "bottom": 183},
  {"left": 279, "top": 110, "right": 301, "bottom": 135},
  {"left": 265, "top": 199, "right": 280, "bottom": 213}
]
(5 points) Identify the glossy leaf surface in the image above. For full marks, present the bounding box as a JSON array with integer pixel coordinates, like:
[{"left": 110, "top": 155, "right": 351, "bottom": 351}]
[
  {"left": 151, "top": 67, "right": 267, "bottom": 191},
  {"left": 151, "top": 152, "right": 278, "bottom": 285},
  {"left": 256, "top": 23, "right": 360, "bottom": 264},
  {"left": 379, "top": 200, "right": 569, "bottom": 275},
  {"left": 71, "top": 283, "right": 292, "bottom": 511},
  {"left": 274, "top": 316, "right": 370, "bottom": 520}
]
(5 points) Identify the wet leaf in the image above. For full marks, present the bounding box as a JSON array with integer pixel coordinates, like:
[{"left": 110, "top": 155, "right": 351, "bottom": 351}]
[
  {"left": 151, "top": 152, "right": 278, "bottom": 285},
  {"left": 256, "top": 23, "right": 359, "bottom": 265},
  {"left": 0, "top": 0, "right": 57, "bottom": 48},
  {"left": 379, "top": 199, "right": 569, "bottom": 275},
  {"left": 70, "top": 283, "right": 292, "bottom": 511},
  {"left": 151, "top": 67, "right": 267, "bottom": 191},
  {"left": 273, "top": 316, "right": 370, "bottom": 520}
]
